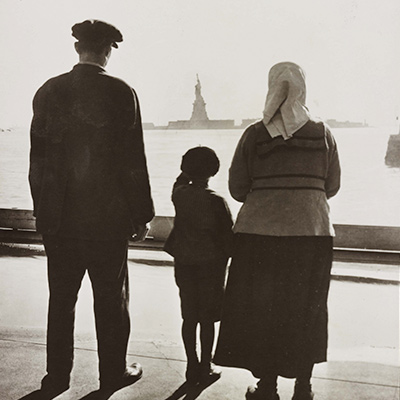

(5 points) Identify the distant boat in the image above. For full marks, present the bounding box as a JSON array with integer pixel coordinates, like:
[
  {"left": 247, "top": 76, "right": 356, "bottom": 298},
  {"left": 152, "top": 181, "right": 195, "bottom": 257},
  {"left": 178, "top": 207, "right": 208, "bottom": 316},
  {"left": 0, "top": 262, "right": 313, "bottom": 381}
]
[
  {"left": 385, "top": 125, "right": 400, "bottom": 167},
  {"left": 326, "top": 119, "right": 369, "bottom": 128}
]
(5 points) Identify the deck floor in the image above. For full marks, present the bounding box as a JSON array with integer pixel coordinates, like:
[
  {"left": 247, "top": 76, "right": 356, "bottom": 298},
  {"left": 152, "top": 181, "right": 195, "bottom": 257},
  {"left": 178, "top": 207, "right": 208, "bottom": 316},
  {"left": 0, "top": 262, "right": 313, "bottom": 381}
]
[{"left": 0, "top": 249, "right": 399, "bottom": 400}]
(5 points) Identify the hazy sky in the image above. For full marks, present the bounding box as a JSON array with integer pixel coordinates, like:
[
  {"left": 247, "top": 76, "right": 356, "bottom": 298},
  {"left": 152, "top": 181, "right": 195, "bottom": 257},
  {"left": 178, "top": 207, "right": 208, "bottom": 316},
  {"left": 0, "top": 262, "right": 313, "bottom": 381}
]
[{"left": 0, "top": 0, "right": 399, "bottom": 127}]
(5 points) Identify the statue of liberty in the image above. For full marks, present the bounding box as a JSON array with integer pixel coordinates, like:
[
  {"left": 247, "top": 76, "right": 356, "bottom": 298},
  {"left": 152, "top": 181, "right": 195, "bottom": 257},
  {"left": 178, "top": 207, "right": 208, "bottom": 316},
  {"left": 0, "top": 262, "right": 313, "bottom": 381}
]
[{"left": 190, "top": 74, "right": 209, "bottom": 123}]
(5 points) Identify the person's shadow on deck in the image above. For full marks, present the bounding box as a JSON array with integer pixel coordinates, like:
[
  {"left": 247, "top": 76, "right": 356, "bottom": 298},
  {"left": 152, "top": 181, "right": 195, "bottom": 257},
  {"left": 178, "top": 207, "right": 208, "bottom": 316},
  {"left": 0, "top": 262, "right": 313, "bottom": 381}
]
[
  {"left": 78, "top": 388, "right": 120, "bottom": 400},
  {"left": 17, "top": 390, "right": 42, "bottom": 399},
  {"left": 16, "top": 376, "right": 220, "bottom": 400},
  {"left": 165, "top": 375, "right": 221, "bottom": 400},
  {"left": 17, "top": 389, "right": 113, "bottom": 400}
]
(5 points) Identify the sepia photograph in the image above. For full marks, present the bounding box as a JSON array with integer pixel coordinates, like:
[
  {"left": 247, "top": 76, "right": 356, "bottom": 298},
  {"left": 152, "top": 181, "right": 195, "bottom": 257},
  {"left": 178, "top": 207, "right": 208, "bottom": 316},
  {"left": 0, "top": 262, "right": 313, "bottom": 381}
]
[{"left": 0, "top": 1, "right": 399, "bottom": 399}]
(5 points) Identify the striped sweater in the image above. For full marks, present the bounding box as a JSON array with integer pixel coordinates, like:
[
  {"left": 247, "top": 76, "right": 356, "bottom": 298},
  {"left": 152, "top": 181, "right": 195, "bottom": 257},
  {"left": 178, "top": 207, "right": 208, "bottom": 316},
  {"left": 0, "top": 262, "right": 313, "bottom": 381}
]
[{"left": 229, "top": 120, "right": 340, "bottom": 236}]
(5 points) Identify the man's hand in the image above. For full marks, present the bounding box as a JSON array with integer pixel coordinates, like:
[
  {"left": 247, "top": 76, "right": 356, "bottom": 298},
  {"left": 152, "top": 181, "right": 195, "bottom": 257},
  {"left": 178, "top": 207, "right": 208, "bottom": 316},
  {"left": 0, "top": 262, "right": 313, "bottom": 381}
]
[{"left": 131, "top": 224, "right": 149, "bottom": 242}]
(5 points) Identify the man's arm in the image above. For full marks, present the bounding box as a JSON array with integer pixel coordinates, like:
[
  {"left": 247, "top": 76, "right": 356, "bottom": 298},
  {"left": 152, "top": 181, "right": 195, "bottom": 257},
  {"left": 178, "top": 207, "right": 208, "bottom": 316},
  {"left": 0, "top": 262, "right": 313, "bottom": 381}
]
[
  {"left": 114, "top": 87, "right": 155, "bottom": 227},
  {"left": 28, "top": 86, "right": 47, "bottom": 216}
]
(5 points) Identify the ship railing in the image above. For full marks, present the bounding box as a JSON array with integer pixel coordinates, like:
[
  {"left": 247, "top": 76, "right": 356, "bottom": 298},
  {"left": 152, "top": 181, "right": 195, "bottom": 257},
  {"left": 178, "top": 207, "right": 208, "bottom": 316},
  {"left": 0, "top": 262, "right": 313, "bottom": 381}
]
[{"left": 0, "top": 208, "right": 399, "bottom": 265}]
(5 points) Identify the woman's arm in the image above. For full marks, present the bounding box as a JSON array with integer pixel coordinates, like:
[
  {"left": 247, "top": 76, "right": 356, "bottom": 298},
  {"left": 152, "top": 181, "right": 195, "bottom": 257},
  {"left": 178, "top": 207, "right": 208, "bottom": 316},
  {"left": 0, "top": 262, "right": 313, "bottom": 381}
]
[
  {"left": 325, "top": 127, "right": 341, "bottom": 199},
  {"left": 229, "top": 128, "right": 253, "bottom": 202}
]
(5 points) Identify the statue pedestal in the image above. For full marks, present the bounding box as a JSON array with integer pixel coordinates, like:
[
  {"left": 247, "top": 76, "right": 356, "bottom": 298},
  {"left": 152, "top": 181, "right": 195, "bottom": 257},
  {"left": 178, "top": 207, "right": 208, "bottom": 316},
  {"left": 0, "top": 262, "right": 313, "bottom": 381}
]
[{"left": 385, "top": 134, "right": 400, "bottom": 167}]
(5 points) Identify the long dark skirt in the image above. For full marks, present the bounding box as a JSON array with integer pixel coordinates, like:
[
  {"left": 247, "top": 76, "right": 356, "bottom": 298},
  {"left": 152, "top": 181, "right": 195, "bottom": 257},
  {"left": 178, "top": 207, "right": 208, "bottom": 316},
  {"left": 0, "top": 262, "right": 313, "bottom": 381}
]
[{"left": 214, "top": 234, "right": 333, "bottom": 379}]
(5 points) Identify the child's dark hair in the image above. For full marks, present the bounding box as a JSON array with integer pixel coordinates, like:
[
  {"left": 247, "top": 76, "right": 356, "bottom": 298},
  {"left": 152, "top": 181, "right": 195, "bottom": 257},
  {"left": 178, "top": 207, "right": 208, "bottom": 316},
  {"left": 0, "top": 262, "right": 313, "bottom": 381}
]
[{"left": 181, "top": 146, "right": 220, "bottom": 179}]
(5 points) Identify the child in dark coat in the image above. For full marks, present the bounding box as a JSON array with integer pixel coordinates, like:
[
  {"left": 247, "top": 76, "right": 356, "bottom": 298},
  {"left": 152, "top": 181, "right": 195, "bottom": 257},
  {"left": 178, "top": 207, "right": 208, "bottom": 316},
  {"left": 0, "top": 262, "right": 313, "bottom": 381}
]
[{"left": 164, "top": 146, "right": 233, "bottom": 385}]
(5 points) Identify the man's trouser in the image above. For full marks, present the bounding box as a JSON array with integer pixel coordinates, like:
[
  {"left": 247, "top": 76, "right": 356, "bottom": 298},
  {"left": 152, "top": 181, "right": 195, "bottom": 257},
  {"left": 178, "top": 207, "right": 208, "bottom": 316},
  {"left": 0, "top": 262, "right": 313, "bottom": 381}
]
[{"left": 43, "top": 235, "right": 130, "bottom": 384}]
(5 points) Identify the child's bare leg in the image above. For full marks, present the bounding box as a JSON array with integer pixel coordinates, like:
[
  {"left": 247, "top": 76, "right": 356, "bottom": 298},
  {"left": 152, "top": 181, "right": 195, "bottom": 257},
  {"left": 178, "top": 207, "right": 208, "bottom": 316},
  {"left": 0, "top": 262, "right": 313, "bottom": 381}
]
[
  {"left": 182, "top": 319, "right": 199, "bottom": 383},
  {"left": 199, "top": 321, "right": 221, "bottom": 381},
  {"left": 199, "top": 320, "right": 214, "bottom": 367}
]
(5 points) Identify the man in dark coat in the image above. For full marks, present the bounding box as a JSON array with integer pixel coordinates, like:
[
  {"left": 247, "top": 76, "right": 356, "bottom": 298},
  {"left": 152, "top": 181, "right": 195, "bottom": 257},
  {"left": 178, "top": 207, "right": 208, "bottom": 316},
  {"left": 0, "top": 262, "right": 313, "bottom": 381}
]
[{"left": 29, "top": 19, "right": 154, "bottom": 398}]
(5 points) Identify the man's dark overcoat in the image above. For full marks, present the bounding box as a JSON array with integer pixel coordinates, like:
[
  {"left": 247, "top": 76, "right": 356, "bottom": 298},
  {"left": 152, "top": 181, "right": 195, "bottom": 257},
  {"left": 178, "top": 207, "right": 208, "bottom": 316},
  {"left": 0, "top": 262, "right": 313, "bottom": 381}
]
[{"left": 29, "top": 64, "right": 154, "bottom": 239}]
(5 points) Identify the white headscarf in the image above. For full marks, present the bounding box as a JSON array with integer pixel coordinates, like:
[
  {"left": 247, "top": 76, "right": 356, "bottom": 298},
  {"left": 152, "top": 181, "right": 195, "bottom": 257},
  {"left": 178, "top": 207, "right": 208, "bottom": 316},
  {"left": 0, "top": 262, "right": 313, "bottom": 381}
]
[{"left": 262, "top": 62, "right": 310, "bottom": 140}]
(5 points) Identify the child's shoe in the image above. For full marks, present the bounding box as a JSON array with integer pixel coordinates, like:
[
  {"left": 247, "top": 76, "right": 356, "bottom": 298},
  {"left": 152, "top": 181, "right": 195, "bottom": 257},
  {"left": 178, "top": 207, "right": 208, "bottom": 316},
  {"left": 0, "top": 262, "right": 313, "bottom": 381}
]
[
  {"left": 246, "top": 384, "right": 280, "bottom": 400},
  {"left": 199, "top": 362, "right": 222, "bottom": 384},
  {"left": 185, "top": 361, "right": 200, "bottom": 385}
]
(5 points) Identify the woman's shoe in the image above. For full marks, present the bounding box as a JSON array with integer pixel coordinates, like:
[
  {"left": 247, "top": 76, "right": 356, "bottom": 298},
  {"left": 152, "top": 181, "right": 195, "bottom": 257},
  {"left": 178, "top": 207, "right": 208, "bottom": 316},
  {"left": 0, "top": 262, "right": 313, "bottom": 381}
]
[
  {"left": 246, "top": 385, "right": 280, "bottom": 400},
  {"left": 292, "top": 383, "right": 314, "bottom": 400}
]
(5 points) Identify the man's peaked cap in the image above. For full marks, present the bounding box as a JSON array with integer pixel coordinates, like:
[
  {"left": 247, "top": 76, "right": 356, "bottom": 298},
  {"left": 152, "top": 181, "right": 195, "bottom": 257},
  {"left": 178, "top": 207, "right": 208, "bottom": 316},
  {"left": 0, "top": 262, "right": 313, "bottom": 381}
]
[{"left": 72, "top": 19, "right": 123, "bottom": 48}]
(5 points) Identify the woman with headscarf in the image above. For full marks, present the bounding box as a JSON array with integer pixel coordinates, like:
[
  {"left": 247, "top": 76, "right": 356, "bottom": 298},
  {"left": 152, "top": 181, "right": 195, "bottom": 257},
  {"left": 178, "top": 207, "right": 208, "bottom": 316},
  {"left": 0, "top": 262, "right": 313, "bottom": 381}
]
[{"left": 214, "top": 62, "right": 341, "bottom": 400}]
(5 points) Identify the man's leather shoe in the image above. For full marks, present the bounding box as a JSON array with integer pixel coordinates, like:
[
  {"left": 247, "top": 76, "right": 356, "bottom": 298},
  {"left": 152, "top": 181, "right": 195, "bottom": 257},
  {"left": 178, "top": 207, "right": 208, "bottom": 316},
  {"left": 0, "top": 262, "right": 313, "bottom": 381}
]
[
  {"left": 40, "top": 374, "right": 69, "bottom": 399},
  {"left": 100, "top": 362, "right": 143, "bottom": 391},
  {"left": 292, "top": 383, "right": 314, "bottom": 400}
]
